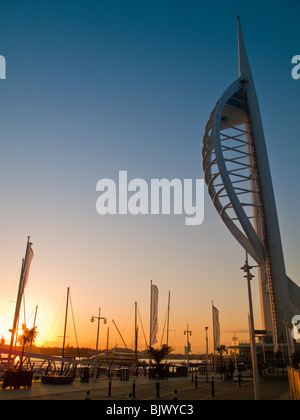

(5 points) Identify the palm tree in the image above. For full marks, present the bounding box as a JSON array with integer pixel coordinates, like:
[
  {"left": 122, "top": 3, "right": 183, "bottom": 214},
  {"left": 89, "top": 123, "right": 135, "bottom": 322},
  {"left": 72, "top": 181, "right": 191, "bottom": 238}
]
[
  {"left": 18, "top": 324, "right": 38, "bottom": 371},
  {"left": 216, "top": 344, "right": 228, "bottom": 371},
  {"left": 148, "top": 344, "right": 173, "bottom": 377},
  {"left": 216, "top": 344, "right": 227, "bottom": 357}
]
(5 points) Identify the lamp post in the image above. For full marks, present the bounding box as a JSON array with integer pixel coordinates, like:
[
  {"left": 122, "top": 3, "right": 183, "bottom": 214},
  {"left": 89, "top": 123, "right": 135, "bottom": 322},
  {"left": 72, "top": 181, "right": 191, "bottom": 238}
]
[
  {"left": 241, "top": 255, "right": 260, "bottom": 400},
  {"left": 232, "top": 332, "right": 238, "bottom": 370},
  {"left": 91, "top": 307, "right": 107, "bottom": 382},
  {"left": 184, "top": 324, "right": 192, "bottom": 376},
  {"left": 205, "top": 327, "right": 209, "bottom": 382}
]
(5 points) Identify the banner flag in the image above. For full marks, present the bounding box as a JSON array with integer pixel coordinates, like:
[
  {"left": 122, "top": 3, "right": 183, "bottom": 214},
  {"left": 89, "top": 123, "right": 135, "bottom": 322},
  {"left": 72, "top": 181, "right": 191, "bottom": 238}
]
[
  {"left": 20, "top": 241, "right": 34, "bottom": 295},
  {"left": 8, "top": 238, "right": 34, "bottom": 367},
  {"left": 150, "top": 284, "right": 159, "bottom": 346},
  {"left": 212, "top": 304, "right": 220, "bottom": 351}
]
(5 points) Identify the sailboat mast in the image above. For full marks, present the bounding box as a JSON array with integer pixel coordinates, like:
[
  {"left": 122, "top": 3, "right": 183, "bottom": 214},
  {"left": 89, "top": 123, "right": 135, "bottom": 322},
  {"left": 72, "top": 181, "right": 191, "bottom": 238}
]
[
  {"left": 135, "top": 302, "right": 138, "bottom": 363},
  {"left": 106, "top": 327, "right": 109, "bottom": 352},
  {"left": 149, "top": 280, "right": 152, "bottom": 349},
  {"left": 166, "top": 291, "right": 170, "bottom": 348},
  {"left": 29, "top": 306, "right": 38, "bottom": 353},
  {"left": 149, "top": 280, "right": 152, "bottom": 371},
  {"left": 165, "top": 291, "right": 171, "bottom": 364},
  {"left": 112, "top": 319, "right": 128, "bottom": 349},
  {"left": 62, "top": 287, "right": 70, "bottom": 358}
]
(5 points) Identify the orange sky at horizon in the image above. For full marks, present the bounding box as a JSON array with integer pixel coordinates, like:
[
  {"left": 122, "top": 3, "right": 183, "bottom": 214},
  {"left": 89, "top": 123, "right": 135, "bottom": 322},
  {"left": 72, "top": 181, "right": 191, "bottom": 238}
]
[
  {"left": 0, "top": 231, "right": 265, "bottom": 355},
  {"left": 1, "top": 1, "right": 299, "bottom": 359}
]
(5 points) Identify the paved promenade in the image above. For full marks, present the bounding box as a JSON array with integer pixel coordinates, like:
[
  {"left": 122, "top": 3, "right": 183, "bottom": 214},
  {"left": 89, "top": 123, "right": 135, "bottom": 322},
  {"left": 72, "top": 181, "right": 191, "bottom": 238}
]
[{"left": 0, "top": 373, "right": 291, "bottom": 400}]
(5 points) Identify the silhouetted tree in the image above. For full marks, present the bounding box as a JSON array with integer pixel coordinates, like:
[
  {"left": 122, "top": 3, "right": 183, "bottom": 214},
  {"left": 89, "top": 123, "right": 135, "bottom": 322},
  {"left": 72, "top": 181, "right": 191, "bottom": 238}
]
[
  {"left": 148, "top": 345, "right": 173, "bottom": 371},
  {"left": 216, "top": 345, "right": 228, "bottom": 368},
  {"left": 18, "top": 324, "right": 38, "bottom": 370}
]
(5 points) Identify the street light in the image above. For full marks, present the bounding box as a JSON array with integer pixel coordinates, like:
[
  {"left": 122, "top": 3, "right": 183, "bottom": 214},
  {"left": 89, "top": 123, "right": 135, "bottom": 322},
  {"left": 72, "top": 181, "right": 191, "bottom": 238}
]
[
  {"left": 205, "top": 327, "right": 209, "bottom": 383},
  {"left": 90, "top": 307, "right": 107, "bottom": 382},
  {"left": 232, "top": 332, "right": 238, "bottom": 370},
  {"left": 184, "top": 325, "right": 192, "bottom": 376},
  {"left": 241, "top": 254, "right": 260, "bottom": 400}
]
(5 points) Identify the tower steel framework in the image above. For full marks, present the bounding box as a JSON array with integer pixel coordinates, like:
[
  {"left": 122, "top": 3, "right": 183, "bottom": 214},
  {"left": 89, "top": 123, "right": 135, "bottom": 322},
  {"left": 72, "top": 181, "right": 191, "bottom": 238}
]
[{"left": 202, "top": 17, "right": 300, "bottom": 350}]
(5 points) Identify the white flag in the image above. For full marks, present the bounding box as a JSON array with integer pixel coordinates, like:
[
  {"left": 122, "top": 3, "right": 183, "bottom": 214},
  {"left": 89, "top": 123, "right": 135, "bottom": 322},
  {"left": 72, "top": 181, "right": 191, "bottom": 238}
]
[
  {"left": 150, "top": 284, "right": 159, "bottom": 346},
  {"left": 9, "top": 239, "right": 34, "bottom": 347},
  {"left": 21, "top": 241, "right": 34, "bottom": 294},
  {"left": 212, "top": 305, "right": 220, "bottom": 351}
]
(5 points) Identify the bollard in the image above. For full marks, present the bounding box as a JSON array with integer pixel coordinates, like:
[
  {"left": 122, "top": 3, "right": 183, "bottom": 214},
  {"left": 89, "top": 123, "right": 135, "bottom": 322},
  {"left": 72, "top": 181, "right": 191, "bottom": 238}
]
[
  {"left": 195, "top": 374, "right": 198, "bottom": 388},
  {"left": 238, "top": 373, "right": 242, "bottom": 387},
  {"left": 156, "top": 380, "right": 160, "bottom": 398},
  {"left": 132, "top": 379, "right": 136, "bottom": 399},
  {"left": 108, "top": 377, "right": 112, "bottom": 397},
  {"left": 211, "top": 376, "right": 215, "bottom": 398}
]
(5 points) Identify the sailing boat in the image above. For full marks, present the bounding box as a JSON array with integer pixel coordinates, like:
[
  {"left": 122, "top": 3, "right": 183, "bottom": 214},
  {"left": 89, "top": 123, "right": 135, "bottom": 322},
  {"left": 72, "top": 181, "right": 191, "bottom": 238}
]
[{"left": 41, "top": 287, "right": 77, "bottom": 384}]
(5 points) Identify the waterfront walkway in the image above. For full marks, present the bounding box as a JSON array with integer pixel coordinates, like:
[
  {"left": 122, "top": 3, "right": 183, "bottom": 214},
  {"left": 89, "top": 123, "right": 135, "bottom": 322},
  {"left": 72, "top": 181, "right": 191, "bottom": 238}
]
[{"left": 0, "top": 372, "right": 291, "bottom": 400}]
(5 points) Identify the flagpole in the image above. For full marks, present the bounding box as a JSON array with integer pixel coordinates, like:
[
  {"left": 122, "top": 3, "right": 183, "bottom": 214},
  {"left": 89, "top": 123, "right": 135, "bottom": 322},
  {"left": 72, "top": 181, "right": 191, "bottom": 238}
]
[
  {"left": 8, "top": 237, "right": 31, "bottom": 368},
  {"left": 212, "top": 301, "right": 215, "bottom": 356},
  {"left": 166, "top": 291, "right": 170, "bottom": 348},
  {"left": 149, "top": 280, "right": 152, "bottom": 374},
  {"left": 184, "top": 324, "right": 192, "bottom": 376},
  {"left": 8, "top": 259, "right": 25, "bottom": 367},
  {"left": 150, "top": 280, "right": 152, "bottom": 350},
  {"left": 135, "top": 302, "right": 138, "bottom": 364},
  {"left": 165, "top": 291, "right": 170, "bottom": 364}
]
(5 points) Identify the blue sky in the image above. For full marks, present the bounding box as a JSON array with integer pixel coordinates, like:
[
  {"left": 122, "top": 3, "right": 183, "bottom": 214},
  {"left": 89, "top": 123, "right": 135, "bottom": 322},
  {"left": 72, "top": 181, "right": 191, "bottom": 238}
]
[{"left": 0, "top": 0, "right": 299, "bottom": 351}]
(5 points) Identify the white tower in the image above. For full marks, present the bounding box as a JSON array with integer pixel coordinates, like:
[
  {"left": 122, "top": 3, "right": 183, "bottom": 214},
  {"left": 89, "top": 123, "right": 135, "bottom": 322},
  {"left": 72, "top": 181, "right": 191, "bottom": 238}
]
[{"left": 202, "top": 17, "right": 300, "bottom": 350}]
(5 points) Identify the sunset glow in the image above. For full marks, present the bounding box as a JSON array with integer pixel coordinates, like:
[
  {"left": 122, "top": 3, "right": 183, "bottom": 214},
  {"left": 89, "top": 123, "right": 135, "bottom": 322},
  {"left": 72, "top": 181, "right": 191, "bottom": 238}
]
[{"left": 0, "top": 0, "right": 299, "bottom": 358}]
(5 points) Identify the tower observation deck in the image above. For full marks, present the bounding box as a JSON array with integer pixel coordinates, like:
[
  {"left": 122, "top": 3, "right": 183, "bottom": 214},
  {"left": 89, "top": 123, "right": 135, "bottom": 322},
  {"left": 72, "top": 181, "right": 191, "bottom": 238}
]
[{"left": 202, "top": 17, "right": 300, "bottom": 351}]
